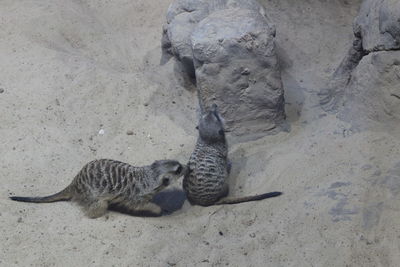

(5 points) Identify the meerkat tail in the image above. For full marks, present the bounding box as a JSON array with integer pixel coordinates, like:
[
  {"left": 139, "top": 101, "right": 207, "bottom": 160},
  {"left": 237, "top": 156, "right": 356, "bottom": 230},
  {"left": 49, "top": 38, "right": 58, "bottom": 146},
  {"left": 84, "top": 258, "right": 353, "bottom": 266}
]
[
  {"left": 214, "top": 191, "right": 282, "bottom": 205},
  {"left": 9, "top": 187, "right": 72, "bottom": 203}
]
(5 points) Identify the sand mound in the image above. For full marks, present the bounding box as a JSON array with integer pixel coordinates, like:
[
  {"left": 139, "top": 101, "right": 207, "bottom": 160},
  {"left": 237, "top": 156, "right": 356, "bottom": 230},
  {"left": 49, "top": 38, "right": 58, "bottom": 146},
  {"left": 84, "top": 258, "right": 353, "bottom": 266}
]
[{"left": 1, "top": 0, "right": 399, "bottom": 266}]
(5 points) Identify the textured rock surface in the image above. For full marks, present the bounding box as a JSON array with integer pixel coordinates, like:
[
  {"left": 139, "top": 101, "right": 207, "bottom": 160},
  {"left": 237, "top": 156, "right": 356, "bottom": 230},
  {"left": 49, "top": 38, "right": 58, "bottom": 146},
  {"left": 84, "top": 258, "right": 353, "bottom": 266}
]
[
  {"left": 339, "top": 51, "right": 400, "bottom": 129},
  {"left": 162, "top": 0, "right": 284, "bottom": 137},
  {"left": 161, "top": 0, "right": 268, "bottom": 77},
  {"left": 191, "top": 8, "right": 284, "bottom": 136},
  {"left": 355, "top": 0, "right": 400, "bottom": 52},
  {"left": 321, "top": 0, "right": 400, "bottom": 127}
]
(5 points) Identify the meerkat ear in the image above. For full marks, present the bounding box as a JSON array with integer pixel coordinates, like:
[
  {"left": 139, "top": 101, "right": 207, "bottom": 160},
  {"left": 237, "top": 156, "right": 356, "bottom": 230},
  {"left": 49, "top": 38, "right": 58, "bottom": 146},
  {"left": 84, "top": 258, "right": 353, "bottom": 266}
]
[
  {"left": 151, "top": 160, "right": 161, "bottom": 169},
  {"left": 195, "top": 125, "right": 199, "bottom": 130}
]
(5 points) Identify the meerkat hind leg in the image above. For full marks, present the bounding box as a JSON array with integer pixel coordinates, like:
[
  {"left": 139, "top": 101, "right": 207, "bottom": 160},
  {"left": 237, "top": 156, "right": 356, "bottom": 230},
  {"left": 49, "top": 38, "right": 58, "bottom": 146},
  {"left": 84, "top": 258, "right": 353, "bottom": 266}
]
[
  {"left": 85, "top": 199, "right": 109, "bottom": 219},
  {"left": 137, "top": 202, "right": 162, "bottom": 216},
  {"left": 114, "top": 202, "right": 162, "bottom": 217}
]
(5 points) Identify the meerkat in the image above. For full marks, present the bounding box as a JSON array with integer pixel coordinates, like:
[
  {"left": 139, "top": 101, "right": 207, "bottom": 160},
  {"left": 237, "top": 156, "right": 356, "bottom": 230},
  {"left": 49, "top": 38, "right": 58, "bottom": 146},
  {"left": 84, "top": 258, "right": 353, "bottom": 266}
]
[
  {"left": 183, "top": 104, "right": 282, "bottom": 206},
  {"left": 10, "top": 159, "right": 187, "bottom": 218}
]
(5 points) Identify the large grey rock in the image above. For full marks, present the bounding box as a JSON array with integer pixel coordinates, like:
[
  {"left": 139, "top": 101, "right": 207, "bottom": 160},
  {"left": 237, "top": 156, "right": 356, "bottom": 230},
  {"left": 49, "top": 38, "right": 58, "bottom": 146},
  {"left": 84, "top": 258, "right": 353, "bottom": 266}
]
[
  {"left": 161, "top": 0, "right": 284, "bottom": 138},
  {"left": 338, "top": 51, "right": 400, "bottom": 128},
  {"left": 191, "top": 8, "right": 285, "bottom": 136},
  {"left": 161, "top": 0, "right": 269, "bottom": 78},
  {"left": 320, "top": 0, "right": 400, "bottom": 122},
  {"left": 354, "top": 0, "right": 400, "bottom": 52}
]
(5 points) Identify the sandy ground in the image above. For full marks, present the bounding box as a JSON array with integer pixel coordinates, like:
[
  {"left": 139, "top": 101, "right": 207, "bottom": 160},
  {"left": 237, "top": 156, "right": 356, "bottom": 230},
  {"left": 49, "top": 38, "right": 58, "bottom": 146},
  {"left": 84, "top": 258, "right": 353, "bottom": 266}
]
[{"left": 1, "top": 0, "right": 400, "bottom": 266}]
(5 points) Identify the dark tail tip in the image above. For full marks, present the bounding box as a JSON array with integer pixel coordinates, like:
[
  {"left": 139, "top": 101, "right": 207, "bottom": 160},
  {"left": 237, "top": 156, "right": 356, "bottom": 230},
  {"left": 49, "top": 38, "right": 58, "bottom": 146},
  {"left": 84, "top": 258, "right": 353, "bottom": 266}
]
[
  {"left": 215, "top": 191, "right": 283, "bottom": 205},
  {"left": 266, "top": 191, "right": 283, "bottom": 197},
  {"left": 254, "top": 191, "right": 282, "bottom": 200},
  {"left": 10, "top": 196, "right": 32, "bottom": 202}
]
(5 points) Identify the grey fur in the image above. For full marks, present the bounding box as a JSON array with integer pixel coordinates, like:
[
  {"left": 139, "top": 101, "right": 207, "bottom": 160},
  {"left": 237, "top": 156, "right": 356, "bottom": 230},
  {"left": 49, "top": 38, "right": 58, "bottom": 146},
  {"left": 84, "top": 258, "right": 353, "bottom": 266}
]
[
  {"left": 183, "top": 104, "right": 282, "bottom": 206},
  {"left": 10, "top": 159, "right": 187, "bottom": 218}
]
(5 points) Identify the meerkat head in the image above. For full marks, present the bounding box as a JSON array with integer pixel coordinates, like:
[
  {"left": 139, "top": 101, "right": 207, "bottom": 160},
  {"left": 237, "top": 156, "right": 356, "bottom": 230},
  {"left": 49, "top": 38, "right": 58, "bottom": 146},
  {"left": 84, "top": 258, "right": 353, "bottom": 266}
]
[
  {"left": 150, "top": 160, "right": 187, "bottom": 191},
  {"left": 197, "top": 104, "right": 226, "bottom": 143}
]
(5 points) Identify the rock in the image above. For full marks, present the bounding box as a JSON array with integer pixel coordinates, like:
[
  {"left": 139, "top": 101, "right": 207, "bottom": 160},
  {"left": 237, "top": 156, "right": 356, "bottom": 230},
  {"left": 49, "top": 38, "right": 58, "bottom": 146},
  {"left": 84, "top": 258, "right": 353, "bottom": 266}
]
[
  {"left": 338, "top": 51, "right": 400, "bottom": 128},
  {"left": 191, "top": 8, "right": 285, "bottom": 136},
  {"left": 161, "top": 0, "right": 269, "bottom": 78},
  {"left": 161, "top": 0, "right": 285, "bottom": 137},
  {"left": 320, "top": 0, "right": 400, "bottom": 125},
  {"left": 380, "top": 0, "right": 400, "bottom": 47},
  {"left": 354, "top": 0, "right": 400, "bottom": 52}
]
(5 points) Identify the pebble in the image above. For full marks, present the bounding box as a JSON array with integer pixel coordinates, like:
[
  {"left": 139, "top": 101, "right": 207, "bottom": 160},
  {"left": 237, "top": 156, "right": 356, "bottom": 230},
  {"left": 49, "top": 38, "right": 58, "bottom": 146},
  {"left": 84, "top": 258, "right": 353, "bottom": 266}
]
[
  {"left": 241, "top": 68, "right": 250, "bottom": 75},
  {"left": 126, "top": 130, "right": 134, "bottom": 135}
]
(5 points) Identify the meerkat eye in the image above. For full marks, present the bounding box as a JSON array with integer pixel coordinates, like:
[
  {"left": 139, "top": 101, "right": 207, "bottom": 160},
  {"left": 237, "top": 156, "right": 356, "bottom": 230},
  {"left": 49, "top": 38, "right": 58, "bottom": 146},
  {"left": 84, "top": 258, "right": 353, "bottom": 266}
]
[
  {"left": 175, "top": 165, "right": 182, "bottom": 174},
  {"left": 162, "top": 177, "right": 170, "bottom": 186}
]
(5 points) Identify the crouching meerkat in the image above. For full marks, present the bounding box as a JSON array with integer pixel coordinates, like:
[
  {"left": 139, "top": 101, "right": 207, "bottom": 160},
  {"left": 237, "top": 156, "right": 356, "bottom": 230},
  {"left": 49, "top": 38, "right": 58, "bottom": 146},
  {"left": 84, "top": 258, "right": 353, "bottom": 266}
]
[
  {"left": 10, "top": 159, "right": 187, "bottom": 218},
  {"left": 183, "top": 104, "right": 282, "bottom": 206}
]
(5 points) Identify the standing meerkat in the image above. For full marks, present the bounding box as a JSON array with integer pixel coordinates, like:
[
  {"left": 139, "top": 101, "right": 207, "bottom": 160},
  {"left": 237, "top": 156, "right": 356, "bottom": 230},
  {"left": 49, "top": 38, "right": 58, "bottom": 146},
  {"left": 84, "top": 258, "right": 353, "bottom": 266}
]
[
  {"left": 183, "top": 104, "right": 282, "bottom": 206},
  {"left": 10, "top": 159, "right": 187, "bottom": 218}
]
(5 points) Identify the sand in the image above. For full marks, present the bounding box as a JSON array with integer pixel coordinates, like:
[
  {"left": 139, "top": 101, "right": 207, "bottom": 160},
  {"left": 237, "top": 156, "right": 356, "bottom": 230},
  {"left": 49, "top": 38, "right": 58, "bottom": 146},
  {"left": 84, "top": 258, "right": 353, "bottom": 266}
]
[{"left": 1, "top": 0, "right": 399, "bottom": 266}]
